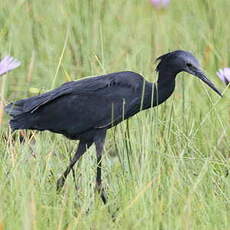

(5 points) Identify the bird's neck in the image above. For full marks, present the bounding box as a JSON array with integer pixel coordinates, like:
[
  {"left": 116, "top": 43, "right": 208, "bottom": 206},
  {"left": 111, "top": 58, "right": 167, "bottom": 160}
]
[{"left": 142, "top": 71, "right": 176, "bottom": 109}]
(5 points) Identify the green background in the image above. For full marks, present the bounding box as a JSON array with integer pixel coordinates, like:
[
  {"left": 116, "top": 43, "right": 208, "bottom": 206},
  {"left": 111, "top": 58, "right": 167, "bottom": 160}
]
[{"left": 0, "top": 0, "right": 229, "bottom": 229}]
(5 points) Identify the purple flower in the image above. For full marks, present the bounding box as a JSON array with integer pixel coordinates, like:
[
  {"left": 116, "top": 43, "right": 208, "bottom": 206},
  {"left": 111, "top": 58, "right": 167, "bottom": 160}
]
[
  {"left": 150, "top": 0, "right": 170, "bottom": 9},
  {"left": 216, "top": 68, "right": 230, "bottom": 85},
  {"left": 0, "top": 56, "right": 21, "bottom": 76}
]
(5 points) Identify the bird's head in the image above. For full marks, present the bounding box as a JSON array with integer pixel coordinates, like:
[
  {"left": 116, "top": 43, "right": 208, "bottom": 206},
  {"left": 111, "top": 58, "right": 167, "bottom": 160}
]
[{"left": 156, "top": 50, "right": 222, "bottom": 96}]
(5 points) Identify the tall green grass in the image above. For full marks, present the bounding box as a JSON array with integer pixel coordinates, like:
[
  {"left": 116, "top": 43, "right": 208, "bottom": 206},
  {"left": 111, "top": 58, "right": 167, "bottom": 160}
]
[{"left": 0, "top": 0, "right": 229, "bottom": 229}]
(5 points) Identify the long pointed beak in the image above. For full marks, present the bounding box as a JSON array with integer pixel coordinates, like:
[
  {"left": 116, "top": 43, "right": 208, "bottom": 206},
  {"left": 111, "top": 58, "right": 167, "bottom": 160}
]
[{"left": 194, "top": 70, "right": 223, "bottom": 97}]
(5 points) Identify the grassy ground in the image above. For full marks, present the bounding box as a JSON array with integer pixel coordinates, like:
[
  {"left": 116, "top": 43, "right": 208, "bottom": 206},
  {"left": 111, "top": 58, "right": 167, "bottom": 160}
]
[{"left": 0, "top": 0, "right": 229, "bottom": 229}]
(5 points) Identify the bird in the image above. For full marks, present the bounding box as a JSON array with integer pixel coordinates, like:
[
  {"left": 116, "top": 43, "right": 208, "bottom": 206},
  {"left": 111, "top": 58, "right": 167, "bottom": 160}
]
[{"left": 5, "top": 50, "right": 222, "bottom": 204}]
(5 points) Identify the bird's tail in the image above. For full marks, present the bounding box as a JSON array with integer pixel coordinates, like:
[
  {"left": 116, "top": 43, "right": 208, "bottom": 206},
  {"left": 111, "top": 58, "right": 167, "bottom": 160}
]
[
  {"left": 5, "top": 102, "right": 33, "bottom": 131},
  {"left": 9, "top": 114, "right": 32, "bottom": 131}
]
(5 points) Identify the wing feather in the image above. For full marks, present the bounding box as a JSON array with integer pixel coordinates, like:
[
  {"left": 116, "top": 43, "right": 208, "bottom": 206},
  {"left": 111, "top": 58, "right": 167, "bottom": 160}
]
[{"left": 7, "top": 71, "right": 143, "bottom": 115}]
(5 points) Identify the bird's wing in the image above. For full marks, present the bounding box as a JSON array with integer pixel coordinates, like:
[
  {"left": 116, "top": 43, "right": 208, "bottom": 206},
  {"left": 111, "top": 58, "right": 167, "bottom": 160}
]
[
  {"left": 5, "top": 83, "right": 74, "bottom": 115},
  {"left": 5, "top": 71, "right": 144, "bottom": 119},
  {"left": 94, "top": 96, "right": 141, "bottom": 129}
]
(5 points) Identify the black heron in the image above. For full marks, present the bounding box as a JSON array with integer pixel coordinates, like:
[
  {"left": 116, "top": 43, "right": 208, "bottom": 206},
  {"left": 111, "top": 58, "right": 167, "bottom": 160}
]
[{"left": 5, "top": 50, "right": 222, "bottom": 203}]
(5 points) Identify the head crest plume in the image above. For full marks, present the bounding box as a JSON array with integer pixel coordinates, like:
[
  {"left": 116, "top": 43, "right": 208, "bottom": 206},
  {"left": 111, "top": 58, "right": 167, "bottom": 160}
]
[{"left": 155, "top": 50, "right": 183, "bottom": 72}]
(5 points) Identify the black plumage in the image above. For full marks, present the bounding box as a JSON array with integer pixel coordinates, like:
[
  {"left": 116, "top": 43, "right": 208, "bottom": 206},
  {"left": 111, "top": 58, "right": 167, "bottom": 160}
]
[{"left": 5, "top": 50, "right": 222, "bottom": 203}]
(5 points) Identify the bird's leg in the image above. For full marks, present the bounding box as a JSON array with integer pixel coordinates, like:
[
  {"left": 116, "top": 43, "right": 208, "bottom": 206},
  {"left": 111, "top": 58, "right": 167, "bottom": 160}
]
[
  {"left": 71, "top": 165, "right": 78, "bottom": 190},
  {"left": 57, "top": 141, "right": 92, "bottom": 191},
  {"left": 94, "top": 131, "right": 107, "bottom": 204}
]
